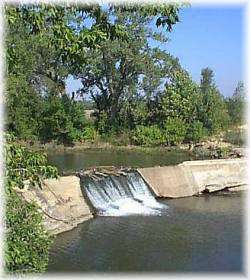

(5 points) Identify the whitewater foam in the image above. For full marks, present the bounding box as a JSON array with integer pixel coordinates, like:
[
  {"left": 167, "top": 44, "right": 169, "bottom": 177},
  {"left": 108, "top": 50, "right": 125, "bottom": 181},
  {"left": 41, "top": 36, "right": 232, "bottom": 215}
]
[{"left": 82, "top": 171, "right": 167, "bottom": 216}]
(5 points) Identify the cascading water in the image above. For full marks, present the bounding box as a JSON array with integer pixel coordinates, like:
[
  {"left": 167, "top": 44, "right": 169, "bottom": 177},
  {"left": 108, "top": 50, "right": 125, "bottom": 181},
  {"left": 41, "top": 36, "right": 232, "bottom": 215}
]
[{"left": 80, "top": 171, "right": 167, "bottom": 216}]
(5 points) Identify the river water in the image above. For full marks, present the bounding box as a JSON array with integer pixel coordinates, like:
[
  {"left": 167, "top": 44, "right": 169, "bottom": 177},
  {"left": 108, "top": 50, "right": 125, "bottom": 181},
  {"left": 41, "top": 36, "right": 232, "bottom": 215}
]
[
  {"left": 47, "top": 148, "right": 193, "bottom": 173},
  {"left": 47, "top": 149, "right": 244, "bottom": 273}
]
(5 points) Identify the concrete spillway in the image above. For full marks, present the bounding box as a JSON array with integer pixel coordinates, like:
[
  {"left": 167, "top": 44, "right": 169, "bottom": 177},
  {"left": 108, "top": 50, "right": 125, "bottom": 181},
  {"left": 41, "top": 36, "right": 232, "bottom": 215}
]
[{"left": 80, "top": 172, "right": 166, "bottom": 216}]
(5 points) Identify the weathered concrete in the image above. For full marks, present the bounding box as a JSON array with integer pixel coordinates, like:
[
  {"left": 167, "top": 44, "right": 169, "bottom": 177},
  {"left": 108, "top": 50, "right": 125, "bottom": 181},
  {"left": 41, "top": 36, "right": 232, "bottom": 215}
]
[
  {"left": 15, "top": 176, "right": 93, "bottom": 235},
  {"left": 16, "top": 158, "right": 247, "bottom": 235},
  {"left": 138, "top": 159, "right": 247, "bottom": 198}
]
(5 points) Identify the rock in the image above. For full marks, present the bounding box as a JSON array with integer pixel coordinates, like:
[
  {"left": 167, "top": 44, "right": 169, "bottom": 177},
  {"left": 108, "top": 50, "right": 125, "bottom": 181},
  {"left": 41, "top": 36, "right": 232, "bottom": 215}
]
[{"left": 232, "top": 148, "right": 247, "bottom": 157}]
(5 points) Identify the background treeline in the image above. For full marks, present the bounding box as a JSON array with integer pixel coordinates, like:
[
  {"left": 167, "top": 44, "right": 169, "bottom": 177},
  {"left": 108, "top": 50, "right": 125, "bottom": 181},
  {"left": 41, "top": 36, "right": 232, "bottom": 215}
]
[{"left": 6, "top": 4, "right": 245, "bottom": 147}]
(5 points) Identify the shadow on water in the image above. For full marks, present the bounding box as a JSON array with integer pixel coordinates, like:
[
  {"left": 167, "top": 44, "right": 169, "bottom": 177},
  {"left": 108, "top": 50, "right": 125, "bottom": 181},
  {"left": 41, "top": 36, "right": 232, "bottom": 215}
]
[{"left": 48, "top": 192, "right": 244, "bottom": 273}]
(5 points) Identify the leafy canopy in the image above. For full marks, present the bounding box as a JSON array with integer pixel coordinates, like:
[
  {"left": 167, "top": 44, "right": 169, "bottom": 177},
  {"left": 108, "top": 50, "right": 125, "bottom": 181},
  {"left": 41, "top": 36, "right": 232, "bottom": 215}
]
[{"left": 5, "top": 133, "right": 58, "bottom": 273}]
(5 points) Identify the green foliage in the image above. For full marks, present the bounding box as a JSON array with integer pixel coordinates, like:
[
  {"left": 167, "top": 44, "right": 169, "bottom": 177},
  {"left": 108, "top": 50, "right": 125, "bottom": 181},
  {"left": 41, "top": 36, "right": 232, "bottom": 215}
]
[
  {"left": 40, "top": 94, "right": 81, "bottom": 144},
  {"left": 82, "top": 125, "right": 100, "bottom": 142},
  {"left": 5, "top": 191, "right": 52, "bottom": 274},
  {"left": 226, "top": 81, "right": 245, "bottom": 125},
  {"left": 186, "top": 121, "right": 206, "bottom": 143},
  {"left": 200, "top": 67, "right": 214, "bottom": 94},
  {"left": 5, "top": 3, "right": 233, "bottom": 150},
  {"left": 5, "top": 133, "right": 58, "bottom": 273},
  {"left": 6, "top": 134, "right": 58, "bottom": 189},
  {"left": 73, "top": 6, "right": 182, "bottom": 129},
  {"left": 199, "top": 67, "right": 230, "bottom": 133},
  {"left": 96, "top": 112, "right": 110, "bottom": 134},
  {"left": 131, "top": 125, "right": 164, "bottom": 146},
  {"left": 156, "top": 69, "right": 201, "bottom": 125},
  {"left": 163, "top": 118, "right": 186, "bottom": 146},
  {"left": 6, "top": 75, "right": 43, "bottom": 140}
]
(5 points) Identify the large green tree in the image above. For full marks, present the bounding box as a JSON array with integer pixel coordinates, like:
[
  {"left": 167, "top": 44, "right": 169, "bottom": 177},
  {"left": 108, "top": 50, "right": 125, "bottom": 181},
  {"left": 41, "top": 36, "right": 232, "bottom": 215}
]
[
  {"left": 5, "top": 3, "right": 182, "bottom": 138},
  {"left": 154, "top": 69, "right": 202, "bottom": 126},
  {"left": 72, "top": 7, "right": 181, "bottom": 130}
]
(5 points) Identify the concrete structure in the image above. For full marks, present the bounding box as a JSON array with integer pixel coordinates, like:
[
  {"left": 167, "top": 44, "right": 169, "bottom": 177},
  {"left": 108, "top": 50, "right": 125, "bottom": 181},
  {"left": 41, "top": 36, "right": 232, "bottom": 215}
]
[
  {"left": 16, "top": 158, "right": 247, "bottom": 234},
  {"left": 138, "top": 159, "right": 247, "bottom": 198},
  {"left": 15, "top": 176, "right": 93, "bottom": 235}
]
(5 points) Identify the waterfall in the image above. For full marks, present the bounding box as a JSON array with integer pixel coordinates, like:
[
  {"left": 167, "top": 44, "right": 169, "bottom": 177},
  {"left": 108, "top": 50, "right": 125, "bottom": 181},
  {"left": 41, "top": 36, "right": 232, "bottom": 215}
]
[{"left": 81, "top": 171, "right": 167, "bottom": 216}]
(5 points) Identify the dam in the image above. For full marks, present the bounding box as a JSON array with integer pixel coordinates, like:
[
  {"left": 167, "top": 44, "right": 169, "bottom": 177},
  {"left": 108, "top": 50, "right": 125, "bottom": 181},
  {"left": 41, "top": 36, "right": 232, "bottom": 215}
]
[{"left": 15, "top": 158, "right": 247, "bottom": 235}]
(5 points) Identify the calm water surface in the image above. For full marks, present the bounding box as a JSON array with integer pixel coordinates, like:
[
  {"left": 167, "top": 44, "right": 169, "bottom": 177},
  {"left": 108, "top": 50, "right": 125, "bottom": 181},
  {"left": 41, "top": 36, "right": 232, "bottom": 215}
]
[
  {"left": 47, "top": 148, "right": 193, "bottom": 173},
  {"left": 48, "top": 192, "right": 244, "bottom": 273}
]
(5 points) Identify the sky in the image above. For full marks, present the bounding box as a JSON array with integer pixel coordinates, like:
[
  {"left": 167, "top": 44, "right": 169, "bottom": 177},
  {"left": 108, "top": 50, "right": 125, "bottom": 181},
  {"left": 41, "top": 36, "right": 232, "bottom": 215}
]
[{"left": 66, "top": 4, "right": 244, "bottom": 98}]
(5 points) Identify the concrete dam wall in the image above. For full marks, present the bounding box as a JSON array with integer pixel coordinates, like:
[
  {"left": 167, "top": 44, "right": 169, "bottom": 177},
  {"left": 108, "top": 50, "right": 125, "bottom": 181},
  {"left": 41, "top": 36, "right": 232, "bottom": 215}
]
[
  {"left": 15, "top": 176, "right": 93, "bottom": 235},
  {"left": 16, "top": 158, "right": 247, "bottom": 235},
  {"left": 138, "top": 158, "right": 247, "bottom": 198}
]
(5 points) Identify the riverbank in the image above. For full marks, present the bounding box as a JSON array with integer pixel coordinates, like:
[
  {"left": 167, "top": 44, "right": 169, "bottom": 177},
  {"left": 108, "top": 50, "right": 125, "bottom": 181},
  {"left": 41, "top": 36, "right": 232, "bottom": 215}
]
[
  {"left": 16, "top": 124, "right": 246, "bottom": 157},
  {"left": 15, "top": 138, "right": 246, "bottom": 166}
]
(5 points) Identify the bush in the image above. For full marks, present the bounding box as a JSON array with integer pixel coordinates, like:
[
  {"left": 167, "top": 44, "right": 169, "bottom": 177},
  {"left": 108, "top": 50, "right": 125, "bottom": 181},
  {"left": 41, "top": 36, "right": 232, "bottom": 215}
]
[
  {"left": 5, "top": 190, "right": 53, "bottom": 274},
  {"left": 103, "top": 130, "right": 131, "bottom": 146},
  {"left": 163, "top": 118, "right": 186, "bottom": 146},
  {"left": 82, "top": 126, "right": 100, "bottom": 142},
  {"left": 131, "top": 125, "right": 164, "bottom": 146},
  {"left": 5, "top": 133, "right": 58, "bottom": 274},
  {"left": 96, "top": 112, "right": 110, "bottom": 134},
  {"left": 40, "top": 93, "right": 88, "bottom": 145},
  {"left": 185, "top": 121, "right": 206, "bottom": 143}
]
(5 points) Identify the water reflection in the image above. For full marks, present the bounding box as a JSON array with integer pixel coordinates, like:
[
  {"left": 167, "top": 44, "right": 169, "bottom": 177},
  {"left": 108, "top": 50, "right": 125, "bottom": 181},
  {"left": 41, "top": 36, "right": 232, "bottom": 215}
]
[
  {"left": 48, "top": 193, "right": 243, "bottom": 273},
  {"left": 47, "top": 148, "right": 192, "bottom": 173}
]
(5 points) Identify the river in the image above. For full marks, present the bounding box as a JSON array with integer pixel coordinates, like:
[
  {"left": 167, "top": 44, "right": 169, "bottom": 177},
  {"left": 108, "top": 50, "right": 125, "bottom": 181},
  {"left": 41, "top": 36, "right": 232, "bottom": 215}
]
[
  {"left": 47, "top": 149, "right": 244, "bottom": 273},
  {"left": 47, "top": 147, "right": 193, "bottom": 173}
]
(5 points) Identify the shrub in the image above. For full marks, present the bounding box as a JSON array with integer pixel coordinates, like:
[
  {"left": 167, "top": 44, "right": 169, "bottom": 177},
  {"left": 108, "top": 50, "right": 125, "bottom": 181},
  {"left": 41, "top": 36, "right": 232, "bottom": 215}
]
[
  {"left": 163, "top": 118, "right": 186, "bottom": 145},
  {"left": 96, "top": 112, "right": 110, "bottom": 134},
  {"left": 105, "top": 130, "right": 131, "bottom": 146},
  {"left": 185, "top": 121, "right": 206, "bottom": 143},
  {"left": 5, "top": 133, "right": 58, "bottom": 274},
  {"left": 131, "top": 125, "right": 164, "bottom": 146},
  {"left": 5, "top": 190, "right": 53, "bottom": 274},
  {"left": 82, "top": 126, "right": 100, "bottom": 142},
  {"left": 40, "top": 94, "right": 88, "bottom": 145}
]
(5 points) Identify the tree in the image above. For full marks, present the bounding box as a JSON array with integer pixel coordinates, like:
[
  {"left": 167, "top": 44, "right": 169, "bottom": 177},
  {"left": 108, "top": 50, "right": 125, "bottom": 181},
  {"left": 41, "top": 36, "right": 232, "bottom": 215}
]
[
  {"left": 233, "top": 81, "right": 245, "bottom": 99},
  {"left": 200, "top": 67, "right": 214, "bottom": 94},
  {"left": 199, "top": 67, "right": 229, "bottom": 133},
  {"left": 6, "top": 75, "right": 43, "bottom": 140},
  {"left": 73, "top": 6, "right": 181, "bottom": 131},
  {"left": 154, "top": 69, "right": 202, "bottom": 126},
  {"left": 5, "top": 3, "right": 182, "bottom": 139},
  {"left": 227, "top": 81, "right": 245, "bottom": 125},
  {"left": 40, "top": 93, "right": 89, "bottom": 144}
]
